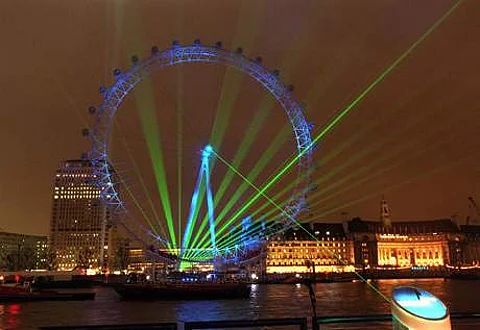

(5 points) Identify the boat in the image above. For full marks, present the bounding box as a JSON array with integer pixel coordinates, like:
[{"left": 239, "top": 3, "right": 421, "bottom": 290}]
[
  {"left": 113, "top": 281, "right": 251, "bottom": 300},
  {"left": 32, "top": 275, "right": 93, "bottom": 289},
  {"left": 0, "top": 284, "right": 95, "bottom": 302}
]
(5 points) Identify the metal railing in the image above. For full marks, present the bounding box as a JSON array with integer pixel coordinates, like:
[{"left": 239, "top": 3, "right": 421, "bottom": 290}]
[
  {"left": 38, "top": 313, "right": 480, "bottom": 330},
  {"left": 39, "top": 323, "right": 177, "bottom": 330},
  {"left": 183, "top": 317, "right": 308, "bottom": 330},
  {"left": 317, "top": 312, "right": 480, "bottom": 324},
  {"left": 39, "top": 318, "right": 307, "bottom": 330}
]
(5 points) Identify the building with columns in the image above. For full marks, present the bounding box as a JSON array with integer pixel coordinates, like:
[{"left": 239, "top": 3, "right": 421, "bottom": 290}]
[
  {"left": 264, "top": 199, "right": 480, "bottom": 273},
  {"left": 348, "top": 217, "right": 456, "bottom": 269}
]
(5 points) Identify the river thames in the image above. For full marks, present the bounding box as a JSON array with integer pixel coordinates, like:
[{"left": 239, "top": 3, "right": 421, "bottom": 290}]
[{"left": 1, "top": 279, "right": 479, "bottom": 329}]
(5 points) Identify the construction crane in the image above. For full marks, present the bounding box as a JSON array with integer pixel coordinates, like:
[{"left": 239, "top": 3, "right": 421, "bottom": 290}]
[{"left": 466, "top": 197, "right": 480, "bottom": 225}]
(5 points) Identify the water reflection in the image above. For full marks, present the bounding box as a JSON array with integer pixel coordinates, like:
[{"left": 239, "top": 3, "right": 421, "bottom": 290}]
[
  {"left": 0, "top": 280, "right": 477, "bottom": 329},
  {"left": 0, "top": 304, "right": 21, "bottom": 329}
]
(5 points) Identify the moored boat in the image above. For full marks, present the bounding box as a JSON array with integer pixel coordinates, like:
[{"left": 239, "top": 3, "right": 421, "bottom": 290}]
[
  {"left": 0, "top": 284, "right": 95, "bottom": 302},
  {"left": 113, "top": 281, "right": 251, "bottom": 300}
]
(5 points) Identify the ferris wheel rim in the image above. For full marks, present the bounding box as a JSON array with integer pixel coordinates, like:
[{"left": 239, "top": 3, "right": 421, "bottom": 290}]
[{"left": 89, "top": 41, "right": 314, "bottom": 261}]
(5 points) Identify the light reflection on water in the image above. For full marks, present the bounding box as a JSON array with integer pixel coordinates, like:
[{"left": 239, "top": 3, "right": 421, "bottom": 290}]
[{"left": 0, "top": 279, "right": 477, "bottom": 329}]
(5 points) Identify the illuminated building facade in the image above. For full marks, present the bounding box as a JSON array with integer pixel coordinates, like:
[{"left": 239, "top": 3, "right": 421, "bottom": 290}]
[
  {"left": 266, "top": 223, "right": 355, "bottom": 273},
  {"left": 49, "top": 159, "right": 116, "bottom": 271},
  {"left": 0, "top": 232, "right": 47, "bottom": 270},
  {"left": 348, "top": 218, "right": 457, "bottom": 268},
  {"left": 264, "top": 219, "right": 480, "bottom": 273}
]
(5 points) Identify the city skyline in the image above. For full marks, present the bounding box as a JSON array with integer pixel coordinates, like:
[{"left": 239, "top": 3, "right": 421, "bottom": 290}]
[{"left": 1, "top": 0, "right": 479, "bottom": 237}]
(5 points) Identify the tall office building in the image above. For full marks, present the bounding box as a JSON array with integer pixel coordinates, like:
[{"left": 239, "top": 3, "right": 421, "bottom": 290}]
[{"left": 49, "top": 159, "right": 116, "bottom": 271}]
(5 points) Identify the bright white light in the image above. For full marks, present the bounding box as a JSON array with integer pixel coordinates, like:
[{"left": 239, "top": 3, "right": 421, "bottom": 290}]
[
  {"left": 251, "top": 273, "right": 258, "bottom": 280},
  {"left": 86, "top": 269, "right": 96, "bottom": 276}
]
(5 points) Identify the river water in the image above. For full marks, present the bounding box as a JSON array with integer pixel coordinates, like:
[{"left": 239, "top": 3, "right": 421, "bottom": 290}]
[{"left": 0, "top": 279, "right": 478, "bottom": 329}]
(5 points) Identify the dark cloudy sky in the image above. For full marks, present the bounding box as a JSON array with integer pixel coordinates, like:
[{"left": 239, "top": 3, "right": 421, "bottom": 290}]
[{"left": 0, "top": 0, "right": 479, "bottom": 237}]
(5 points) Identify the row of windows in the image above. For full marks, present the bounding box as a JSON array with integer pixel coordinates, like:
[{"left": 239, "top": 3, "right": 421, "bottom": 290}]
[
  {"left": 270, "top": 238, "right": 345, "bottom": 246},
  {"left": 269, "top": 244, "right": 347, "bottom": 252},
  {"left": 269, "top": 250, "right": 347, "bottom": 257},
  {"left": 267, "top": 261, "right": 342, "bottom": 266},
  {"left": 268, "top": 255, "right": 344, "bottom": 260}
]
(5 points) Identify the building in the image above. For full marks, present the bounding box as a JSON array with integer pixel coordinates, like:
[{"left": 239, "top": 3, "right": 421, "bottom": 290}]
[
  {"left": 49, "top": 159, "right": 116, "bottom": 271},
  {"left": 0, "top": 232, "right": 47, "bottom": 270},
  {"left": 266, "top": 223, "right": 355, "bottom": 273},
  {"left": 264, "top": 198, "right": 480, "bottom": 273},
  {"left": 460, "top": 225, "right": 480, "bottom": 266},
  {"left": 348, "top": 217, "right": 456, "bottom": 269}
]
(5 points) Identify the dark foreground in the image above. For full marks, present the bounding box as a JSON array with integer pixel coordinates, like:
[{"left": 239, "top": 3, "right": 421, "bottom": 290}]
[{"left": 0, "top": 279, "right": 479, "bottom": 329}]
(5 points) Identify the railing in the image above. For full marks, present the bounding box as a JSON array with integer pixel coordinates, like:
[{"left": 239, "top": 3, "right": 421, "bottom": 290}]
[
  {"left": 317, "top": 312, "right": 480, "bottom": 324},
  {"left": 183, "top": 318, "right": 308, "bottom": 330},
  {"left": 38, "top": 313, "right": 480, "bottom": 330},
  {"left": 39, "top": 318, "right": 307, "bottom": 330},
  {"left": 39, "top": 323, "right": 177, "bottom": 330}
]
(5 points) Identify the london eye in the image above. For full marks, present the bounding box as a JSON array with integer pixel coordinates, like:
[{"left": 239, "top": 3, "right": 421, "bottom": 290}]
[{"left": 87, "top": 40, "right": 314, "bottom": 267}]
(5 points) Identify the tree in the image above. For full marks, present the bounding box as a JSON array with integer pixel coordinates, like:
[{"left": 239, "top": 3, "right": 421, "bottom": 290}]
[
  {"left": 0, "top": 245, "right": 7, "bottom": 270},
  {"left": 20, "top": 246, "right": 35, "bottom": 270},
  {"left": 114, "top": 243, "right": 130, "bottom": 271},
  {"left": 46, "top": 250, "right": 57, "bottom": 270}
]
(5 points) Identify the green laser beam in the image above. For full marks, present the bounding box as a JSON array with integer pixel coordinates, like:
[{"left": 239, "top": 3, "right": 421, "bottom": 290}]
[
  {"left": 248, "top": 110, "right": 477, "bottom": 241},
  {"left": 186, "top": 98, "right": 277, "bottom": 257},
  {"left": 110, "top": 166, "right": 161, "bottom": 243},
  {"left": 310, "top": 119, "right": 480, "bottom": 213},
  {"left": 191, "top": 153, "right": 391, "bottom": 302},
  {"left": 134, "top": 79, "right": 177, "bottom": 248},
  {"left": 253, "top": 84, "right": 472, "bottom": 223},
  {"left": 315, "top": 150, "right": 478, "bottom": 219},
  {"left": 176, "top": 69, "right": 184, "bottom": 248},
  {"left": 213, "top": 0, "right": 464, "bottom": 242},
  {"left": 113, "top": 120, "right": 169, "bottom": 239},
  {"left": 188, "top": 125, "right": 291, "bottom": 258}
]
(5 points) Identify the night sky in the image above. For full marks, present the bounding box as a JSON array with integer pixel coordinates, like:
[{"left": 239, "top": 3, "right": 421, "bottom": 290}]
[{"left": 0, "top": 0, "right": 479, "bottom": 237}]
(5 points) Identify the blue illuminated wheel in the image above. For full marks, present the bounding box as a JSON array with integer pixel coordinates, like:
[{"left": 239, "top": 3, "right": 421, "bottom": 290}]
[{"left": 88, "top": 40, "right": 313, "bottom": 262}]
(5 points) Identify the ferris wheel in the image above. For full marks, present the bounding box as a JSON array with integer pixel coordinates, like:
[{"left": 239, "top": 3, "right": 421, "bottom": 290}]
[{"left": 87, "top": 40, "right": 314, "bottom": 264}]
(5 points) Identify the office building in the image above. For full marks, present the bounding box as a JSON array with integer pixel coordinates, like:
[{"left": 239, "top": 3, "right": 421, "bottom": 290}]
[{"left": 49, "top": 159, "right": 116, "bottom": 271}]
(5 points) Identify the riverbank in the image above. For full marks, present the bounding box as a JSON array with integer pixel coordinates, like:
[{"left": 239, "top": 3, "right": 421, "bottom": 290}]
[{"left": 257, "top": 268, "right": 480, "bottom": 284}]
